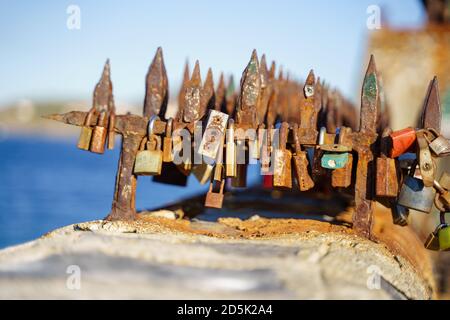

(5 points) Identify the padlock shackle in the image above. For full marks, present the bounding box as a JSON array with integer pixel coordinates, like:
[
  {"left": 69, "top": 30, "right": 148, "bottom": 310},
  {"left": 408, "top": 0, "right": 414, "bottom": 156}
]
[
  {"left": 147, "top": 115, "right": 160, "bottom": 138},
  {"left": 85, "top": 107, "right": 96, "bottom": 126},
  {"left": 138, "top": 136, "right": 148, "bottom": 151},
  {"left": 440, "top": 212, "right": 447, "bottom": 225}
]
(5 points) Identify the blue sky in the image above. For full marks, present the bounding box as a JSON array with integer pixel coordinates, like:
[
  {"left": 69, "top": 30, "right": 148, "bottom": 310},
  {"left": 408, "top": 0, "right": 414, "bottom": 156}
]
[{"left": 0, "top": 0, "right": 425, "bottom": 107}]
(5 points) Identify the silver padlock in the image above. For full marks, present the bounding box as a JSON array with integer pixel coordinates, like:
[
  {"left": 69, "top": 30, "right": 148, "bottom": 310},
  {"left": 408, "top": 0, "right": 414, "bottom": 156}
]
[
  {"left": 398, "top": 175, "right": 436, "bottom": 213},
  {"left": 425, "top": 128, "right": 450, "bottom": 157}
]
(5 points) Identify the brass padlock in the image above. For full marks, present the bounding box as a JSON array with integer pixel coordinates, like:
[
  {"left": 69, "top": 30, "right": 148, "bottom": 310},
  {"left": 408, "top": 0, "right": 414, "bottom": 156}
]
[
  {"left": 77, "top": 108, "right": 96, "bottom": 150},
  {"left": 163, "top": 118, "right": 174, "bottom": 162},
  {"left": 225, "top": 119, "right": 237, "bottom": 177},
  {"left": 213, "top": 134, "right": 225, "bottom": 182},
  {"left": 134, "top": 134, "right": 163, "bottom": 176},
  {"left": 439, "top": 172, "right": 450, "bottom": 190},
  {"left": 375, "top": 157, "right": 399, "bottom": 197},
  {"left": 424, "top": 224, "right": 446, "bottom": 251},
  {"left": 424, "top": 128, "right": 450, "bottom": 157},
  {"left": 273, "top": 122, "right": 292, "bottom": 188},
  {"left": 398, "top": 174, "right": 436, "bottom": 213},
  {"left": 332, "top": 153, "right": 353, "bottom": 188},
  {"left": 193, "top": 162, "right": 214, "bottom": 185},
  {"left": 439, "top": 224, "right": 450, "bottom": 251},
  {"left": 205, "top": 179, "right": 225, "bottom": 209},
  {"left": 292, "top": 124, "right": 314, "bottom": 191},
  {"left": 416, "top": 130, "right": 435, "bottom": 187},
  {"left": 134, "top": 116, "right": 163, "bottom": 176},
  {"left": 433, "top": 179, "right": 450, "bottom": 212},
  {"left": 90, "top": 110, "right": 109, "bottom": 154}
]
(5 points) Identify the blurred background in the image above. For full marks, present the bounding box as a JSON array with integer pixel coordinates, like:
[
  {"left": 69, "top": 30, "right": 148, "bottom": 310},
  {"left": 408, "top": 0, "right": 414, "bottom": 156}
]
[{"left": 0, "top": 0, "right": 448, "bottom": 249}]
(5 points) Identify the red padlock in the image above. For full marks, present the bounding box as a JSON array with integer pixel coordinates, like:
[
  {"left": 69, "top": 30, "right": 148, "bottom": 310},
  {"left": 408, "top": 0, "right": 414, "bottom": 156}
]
[
  {"left": 389, "top": 127, "right": 416, "bottom": 158},
  {"left": 263, "top": 174, "right": 273, "bottom": 189}
]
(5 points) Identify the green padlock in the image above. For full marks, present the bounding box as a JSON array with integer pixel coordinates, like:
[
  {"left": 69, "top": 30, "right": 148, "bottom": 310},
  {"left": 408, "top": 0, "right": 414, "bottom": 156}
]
[
  {"left": 439, "top": 225, "right": 450, "bottom": 251},
  {"left": 321, "top": 153, "right": 349, "bottom": 170}
]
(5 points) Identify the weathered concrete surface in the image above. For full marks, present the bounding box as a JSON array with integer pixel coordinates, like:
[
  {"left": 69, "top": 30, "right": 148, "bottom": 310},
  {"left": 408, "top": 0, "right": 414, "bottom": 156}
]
[{"left": 0, "top": 210, "right": 435, "bottom": 300}]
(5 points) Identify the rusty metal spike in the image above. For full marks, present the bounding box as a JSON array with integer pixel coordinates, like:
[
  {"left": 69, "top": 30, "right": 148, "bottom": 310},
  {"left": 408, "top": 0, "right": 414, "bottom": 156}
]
[
  {"left": 191, "top": 60, "right": 202, "bottom": 86},
  {"left": 182, "top": 60, "right": 202, "bottom": 123},
  {"left": 143, "top": 47, "right": 169, "bottom": 118},
  {"left": 260, "top": 54, "right": 268, "bottom": 88},
  {"left": 237, "top": 50, "right": 260, "bottom": 126},
  {"left": 420, "top": 76, "right": 441, "bottom": 133},
  {"left": 226, "top": 75, "right": 235, "bottom": 98},
  {"left": 183, "top": 59, "right": 190, "bottom": 82},
  {"left": 215, "top": 72, "right": 226, "bottom": 112},
  {"left": 93, "top": 59, "right": 113, "bottom": 112},
  {"left": 225, "top": 75, "right": 236, "bottom": 116},
  {"left": 314, "top": 76, "right": 322, "bottom": 112},
  {"left": 360, "top": 55, "right": 379, "bottom": 133},
  {"left": 204, "top": 68, "right": 214, "bottom": 91},
  {"left": 269, "top": 61, "right": 276, "bottom": 80},
  {"left": 303, "top": 69, "right": 315, "bottom": 98},
  {"left": 177, "top": 60, "right": 190, "bottom": 120},
  {"left": 200, "top": 67, "right": 215, "bottom": 117},
  {"left": 278, "top": 66, "right": 284, "bottom": 81}
]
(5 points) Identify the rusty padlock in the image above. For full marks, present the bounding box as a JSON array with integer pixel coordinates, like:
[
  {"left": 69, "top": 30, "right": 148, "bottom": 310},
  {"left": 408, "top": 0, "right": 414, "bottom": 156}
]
[
  {"left": 77, "top": 107, "right": 96, "bottom": 151},
  {"left": 205, "top": 179, "right": 225, "bottom": 209},
  {"left": 273, "top": 122, "right": 292, "bottom": 188},
  {"left": 332, "top": 153, "right": 353, "bottom": 188},
  {"left": 423, "top": 128, "right": 450, "bottom": 157},
  {"left": 389, "top": 127, "right": 416, "bottom": 158},
  {"left": 376, "top": 131, "right": 399, "bottom": 197},
  {"left": 292, "top": 124, "right": 314, "bottom": 191},
  {"left": 90, "top": 110, "right": 109, "bottom": 154}
]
